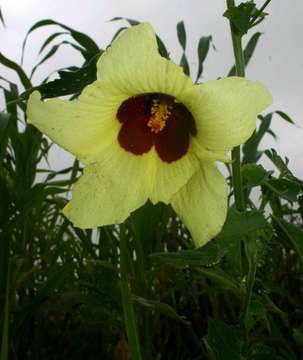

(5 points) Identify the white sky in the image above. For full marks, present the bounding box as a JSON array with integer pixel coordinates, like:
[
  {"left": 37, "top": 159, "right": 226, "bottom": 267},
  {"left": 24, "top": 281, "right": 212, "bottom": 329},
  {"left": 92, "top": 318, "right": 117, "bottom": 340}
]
[{"left": 1, "top": 0, "right": 303, "bottom": 178}]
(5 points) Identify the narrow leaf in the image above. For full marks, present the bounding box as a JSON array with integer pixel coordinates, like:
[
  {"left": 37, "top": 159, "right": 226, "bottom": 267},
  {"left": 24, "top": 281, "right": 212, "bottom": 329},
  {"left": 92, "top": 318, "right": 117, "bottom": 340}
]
[
  {"left": 0, "top": 52, "right": 31, "bottom": 89},
  {"left": 150, "top": 242, "right": 227, "bottom": 268},
  {"left": 275, "top": 110, "right": 295, "bottom": 125},
  {"left": 196, "top": 35, "right": 212, "bottom": 82},
  {"left": 176, "top": 21, "right": 186, "bottom": 50}
]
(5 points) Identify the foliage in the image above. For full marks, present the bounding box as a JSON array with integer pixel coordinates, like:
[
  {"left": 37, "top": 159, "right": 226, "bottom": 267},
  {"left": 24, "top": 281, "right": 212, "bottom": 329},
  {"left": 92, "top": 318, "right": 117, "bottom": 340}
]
[{"left": 1, "top": 5, "right": 303, "bottom": 360}]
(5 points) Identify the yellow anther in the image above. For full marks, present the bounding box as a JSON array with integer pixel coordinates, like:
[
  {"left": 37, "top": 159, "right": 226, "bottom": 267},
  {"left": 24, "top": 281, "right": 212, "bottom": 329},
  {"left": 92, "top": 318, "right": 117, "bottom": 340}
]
[{"left": 148, "top": 99, "right": 172, "bottom": 133}]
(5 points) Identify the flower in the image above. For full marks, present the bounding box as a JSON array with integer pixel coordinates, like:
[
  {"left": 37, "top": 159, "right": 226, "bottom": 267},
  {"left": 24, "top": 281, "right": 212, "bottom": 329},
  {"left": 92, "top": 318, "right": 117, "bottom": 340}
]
[{"left": 27, "top": 23, "right": 272, "bottom": 247}]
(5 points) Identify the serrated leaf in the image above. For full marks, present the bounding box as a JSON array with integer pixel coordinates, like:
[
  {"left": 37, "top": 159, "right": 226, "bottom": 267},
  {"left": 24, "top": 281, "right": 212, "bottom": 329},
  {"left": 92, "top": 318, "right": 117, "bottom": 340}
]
[
  {"left": 264, "top": 178, "right": 300, "bottom": 202},
  {"left": 216, "top": 208, "right": 270, "bottom": 273},
  {"left": 224, "top": 2, "right": 257, "bottom": 35},
  {"left": 150, "top": 242, "right": 227, "bottom": 268},
  {"left": 264, "top": 149, "right": 291, "bottom": 176},
  {"left": 217, "top": 208, "right": 269, "bottom": 240},
  {"left": 242, "top": 163, "right": 270, "bottom": 188},
  {"left": 176, "top": 21, "right": 186, "bottom": 50},
  {"left": 195, "top": 35, "right": 212, "bottom": 82}
]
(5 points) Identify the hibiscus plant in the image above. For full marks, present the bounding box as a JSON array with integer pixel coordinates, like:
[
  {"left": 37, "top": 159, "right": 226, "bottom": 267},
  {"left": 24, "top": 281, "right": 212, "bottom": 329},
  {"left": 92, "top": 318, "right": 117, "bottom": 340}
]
[{"left": 1, "top": 1, "right": 303, "bottom": 359}]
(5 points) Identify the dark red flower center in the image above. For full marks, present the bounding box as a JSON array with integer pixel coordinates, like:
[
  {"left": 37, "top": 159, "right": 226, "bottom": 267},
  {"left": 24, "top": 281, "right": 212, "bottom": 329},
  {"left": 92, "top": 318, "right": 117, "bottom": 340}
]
[{"left": 116, "top": 93, "right": 197, "bottom": 163}]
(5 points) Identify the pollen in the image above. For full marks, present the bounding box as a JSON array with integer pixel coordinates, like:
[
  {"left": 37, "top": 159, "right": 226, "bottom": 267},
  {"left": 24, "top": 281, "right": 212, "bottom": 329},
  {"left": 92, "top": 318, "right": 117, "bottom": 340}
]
[{"left": 147, "top": 99, "right": 172, "bottom": 133}]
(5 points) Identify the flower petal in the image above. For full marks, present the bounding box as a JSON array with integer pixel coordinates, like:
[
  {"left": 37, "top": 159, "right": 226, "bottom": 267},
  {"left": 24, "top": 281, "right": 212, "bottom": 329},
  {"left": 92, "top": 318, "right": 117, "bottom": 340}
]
[
  {"left": 117, "top": 95, "right": 154, "bottom": 155},
  {"left": 97, "top": 23, "right": 194, "bottom": 98},
  {"left": 149, "top": 149, "right": 200, "bottom": 204},
  {"left": 63, "top": 141, "right": 154, "bottom": 228},
  {"left": 154, "top": 102, "right": 196, "bottom": 163},
  {"left": 27, "top": 82, "right": 126, "bottom": 164},
  {"left": 171, "top": 163, "right": 228, "bottom": 247},
  {"left": 186, "top": 77, "right": 272, "bottom": 152}
]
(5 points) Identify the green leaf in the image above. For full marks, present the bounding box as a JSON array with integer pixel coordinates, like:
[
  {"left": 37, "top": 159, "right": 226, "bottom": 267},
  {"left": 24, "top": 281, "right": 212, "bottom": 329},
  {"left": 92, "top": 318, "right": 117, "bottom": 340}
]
[
  {"left": 0, "top": 7, "right": 5, "bottom": 26},
  {"left": 0, "top": 52, "right": 32, "bottom": 90},
  {"left": 264, "top": 178, "right": 301, "bottom": 202},
  {"left": 133, "top": 295, "right": 189, "bottom": 325},
  {"left": 205, "top": 318, "right": 241, "bottom": 360},
  {"left": 196, "top": 35, "right": 212, "bottom": 82},
  {"left": 242, "top": 113, "right": 273, "bottom": 164},
  {"left": 216, "top": 208, "right": 270, "bottom": 272},
  {"left": 229, "top": 32, "right": 262, "bottom": 76},
  {"left": 242, "top": 163, "right": 270, "bottom": 188},
  {"left": 217, "top": 208, "right": 269, "bottom": 240},
  {"left": 264, "top": 149, "right": 292, "bottom": 177},
  {"left": 180, "top": 53, "right": 190, "bottom": 76},
  {"left": 273, "top": 217, "right": 303, "bottom": 263},
  {"left": 38, "top": 31, "right": 69, "bottom": 55},
  {"left": 176, "top": 21, "right": 186, "bottom": 50},
  {"left": 197, "top": 268, "right": 242, "bottom": 296},
  {"left": 30, "top": 41, "right": 85, "bottom": 78},
  {"left": 275, "top": 110, "right": 295, "bottom": 125},
  {"left": 224, "top": 1, "right": 257, "bottom": 35},
  {"left": 21, "top": 19, "right": 99, "bottom": 64},
  {"left": 156, "top": 36, "right": 170, "bottom": 59},
  {"left": 26, "top": 53, "right": 100, "bottom": 99},
  {"left": 150, "top": 242, "right": 227, "bottom": 268},
  {"left": 110, "top": 16, "right": 140, "bottom": 26}
]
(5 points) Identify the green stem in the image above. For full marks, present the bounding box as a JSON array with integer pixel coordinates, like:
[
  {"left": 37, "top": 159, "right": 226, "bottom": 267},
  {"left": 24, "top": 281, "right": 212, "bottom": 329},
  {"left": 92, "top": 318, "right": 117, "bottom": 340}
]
[
  {"left": 242, "top": 248, "right": 257, "bottom": 323},
  {"left": 119, "top": 224, "right": 142, "bottom": 360},
  {"left": 226, "top": 0, "right": 245, "bottom": 211},
  {"left": 250, "top": 0, "right": 272, "bottom": 26}
]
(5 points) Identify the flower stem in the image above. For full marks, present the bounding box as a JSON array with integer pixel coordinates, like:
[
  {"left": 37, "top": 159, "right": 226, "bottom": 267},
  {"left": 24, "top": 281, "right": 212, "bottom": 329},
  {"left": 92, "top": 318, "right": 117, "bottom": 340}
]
[
  {"left": 226, "top": 0, "right": 245, "bottom": 211},
  {"left": 119, "top": 224, "right": 142, "bottom": 360}
]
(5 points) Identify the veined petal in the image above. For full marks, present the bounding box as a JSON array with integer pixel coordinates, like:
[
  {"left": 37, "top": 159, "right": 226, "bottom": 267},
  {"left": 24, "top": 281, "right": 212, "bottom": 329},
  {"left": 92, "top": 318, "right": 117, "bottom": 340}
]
[
  {"left": 171, "top": 163, "right": 228, "bottom": 247},
  {"left": 63, "top": 141, "right": 154, "bottom": 228},
  {"left": 149, "top": 148, "right": 200, "bottom": 204},
  {"left": 97, "top": 22, "right": 194, "bottom": 98},
  {"left": 27, "top": 82, "right": 126, "bottom": 164},
  {"left": 186, "top": 77, "right": 272, "bottom": 152}
]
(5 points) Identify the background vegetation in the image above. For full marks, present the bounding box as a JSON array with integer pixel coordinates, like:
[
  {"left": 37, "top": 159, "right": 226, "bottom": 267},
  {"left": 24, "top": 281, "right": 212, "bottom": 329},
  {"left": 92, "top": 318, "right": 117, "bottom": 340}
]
[{"left": 1, "top": 3, "right": 303, "bottom": 359}]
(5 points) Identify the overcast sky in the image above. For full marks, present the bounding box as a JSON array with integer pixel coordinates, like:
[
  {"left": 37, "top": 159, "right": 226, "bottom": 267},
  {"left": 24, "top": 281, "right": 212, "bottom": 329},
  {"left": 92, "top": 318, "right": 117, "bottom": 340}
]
[{"left": 1, "top": 0, "right": 303, "bottom": 177}]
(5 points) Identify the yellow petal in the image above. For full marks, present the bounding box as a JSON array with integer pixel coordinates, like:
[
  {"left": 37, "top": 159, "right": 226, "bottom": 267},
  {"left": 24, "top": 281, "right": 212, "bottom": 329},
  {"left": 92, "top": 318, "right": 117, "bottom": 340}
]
[
  {"left": 171, "top": 163, "right": 228, "bottom": 247},
  {"left": 186, "top": 77, "right": 272, "bottom": 152},
  {"left": 97, "top": 22, "right": 194, "bottom": 98},
  {"left": 26, "top": 82, "right": 125, "bottom": 164},
  {"left": 149, "top": 148, "right": 200, "bottom": 204},
  {"left": 63, "top": 141, "right": 154, "bottom": 228}
]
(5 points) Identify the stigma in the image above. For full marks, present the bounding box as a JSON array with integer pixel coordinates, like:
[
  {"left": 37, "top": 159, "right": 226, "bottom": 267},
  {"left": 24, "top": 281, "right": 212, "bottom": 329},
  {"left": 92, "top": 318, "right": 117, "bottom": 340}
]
[{"left": 147, "top": 99, "right": 172, "bottom": 133}]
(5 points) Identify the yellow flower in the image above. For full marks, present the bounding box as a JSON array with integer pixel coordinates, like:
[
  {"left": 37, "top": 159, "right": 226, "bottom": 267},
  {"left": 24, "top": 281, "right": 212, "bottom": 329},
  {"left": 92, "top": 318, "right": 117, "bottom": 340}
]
[{"left": 27, "top": 23, "right": 272, "bottom": 247}]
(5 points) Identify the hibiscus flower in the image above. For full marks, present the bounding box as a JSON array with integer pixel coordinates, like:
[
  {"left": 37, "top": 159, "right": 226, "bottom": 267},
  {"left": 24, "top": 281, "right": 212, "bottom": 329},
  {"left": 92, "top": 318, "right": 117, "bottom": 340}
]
[{"left": 27, "top": 23, "right": 272, "bottom": 246}]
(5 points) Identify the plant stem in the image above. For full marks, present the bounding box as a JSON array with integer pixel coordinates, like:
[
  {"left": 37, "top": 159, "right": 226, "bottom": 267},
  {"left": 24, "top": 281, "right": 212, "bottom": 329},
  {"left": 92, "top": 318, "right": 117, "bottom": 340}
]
[
  {"left": 226, "top": 0, "right": 245, "bottom": 211},
  {"left": 119, "top": 224, "right": 142, "bottom": 360},
  {"left": 242, "top": 247, "right": 257, "bottom": 322}
]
